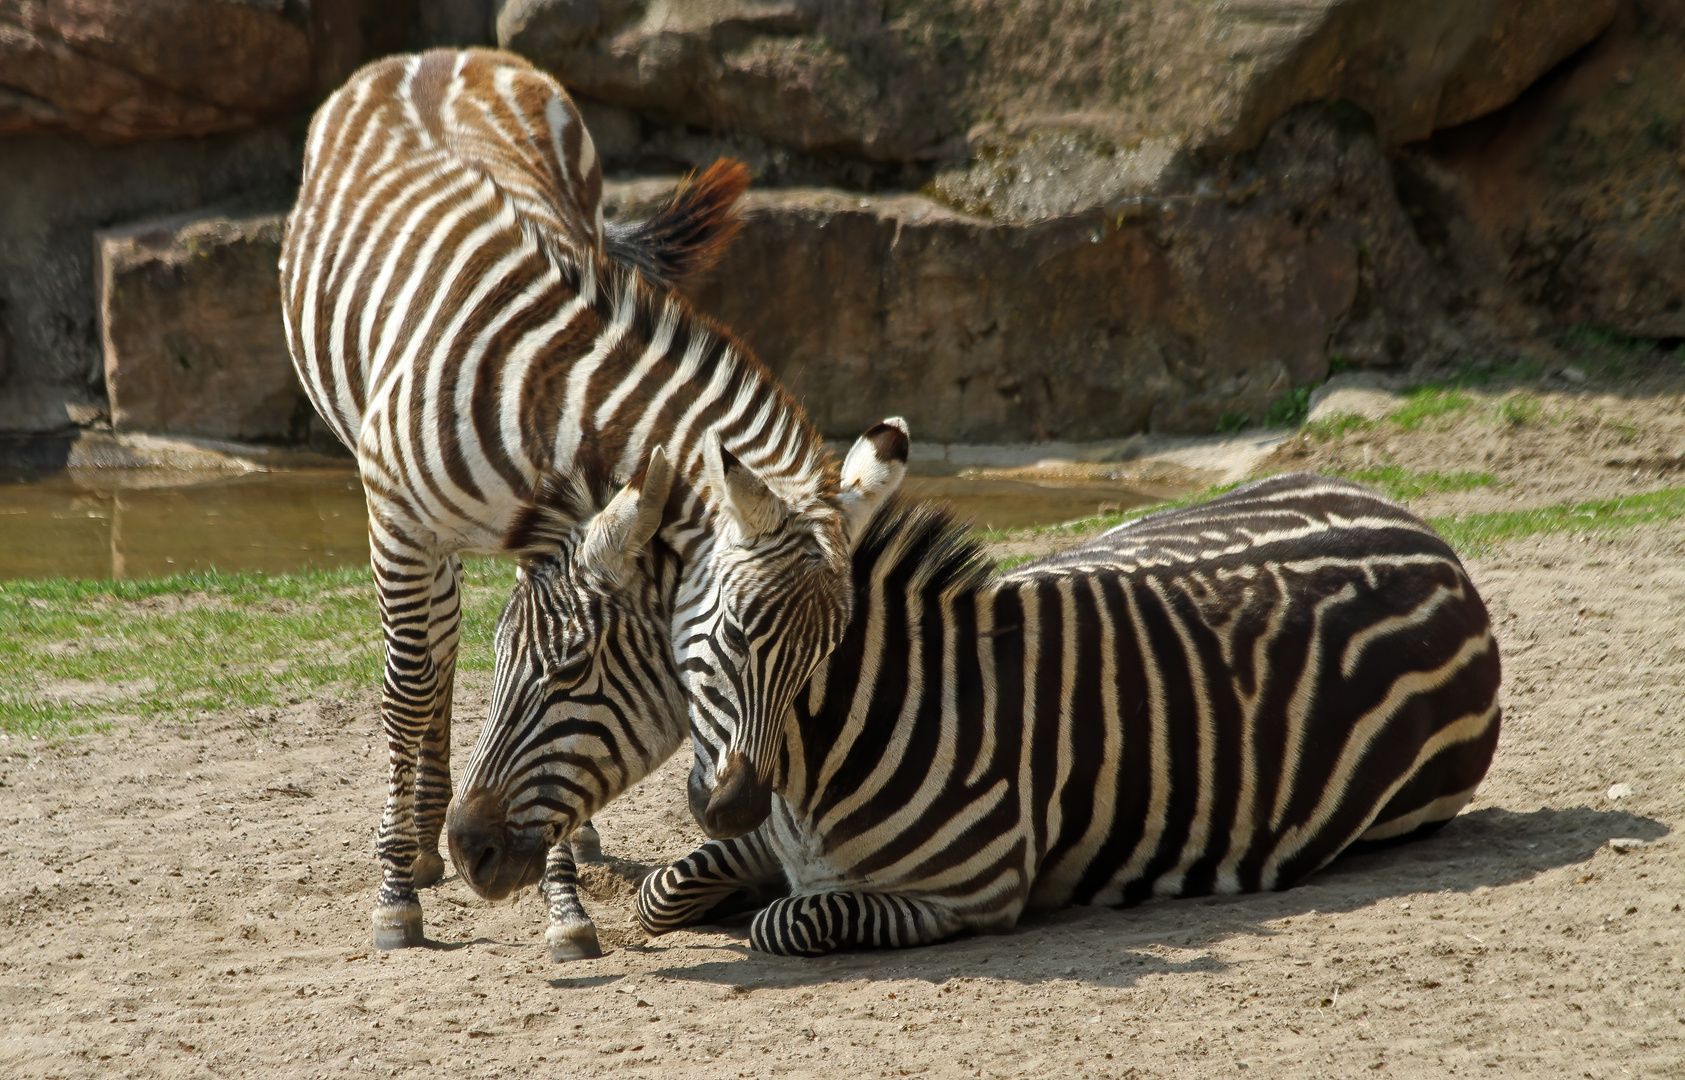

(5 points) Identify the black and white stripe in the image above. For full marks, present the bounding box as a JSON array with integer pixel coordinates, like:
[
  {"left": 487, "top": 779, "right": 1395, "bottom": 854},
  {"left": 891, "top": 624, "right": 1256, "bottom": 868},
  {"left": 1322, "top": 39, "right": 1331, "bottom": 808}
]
[
  {"left": 280, "top": 47, "right": 869, "bottom": 951},
  {"left": 638, "top": 474, "right": 1504, "bottom": 955}
]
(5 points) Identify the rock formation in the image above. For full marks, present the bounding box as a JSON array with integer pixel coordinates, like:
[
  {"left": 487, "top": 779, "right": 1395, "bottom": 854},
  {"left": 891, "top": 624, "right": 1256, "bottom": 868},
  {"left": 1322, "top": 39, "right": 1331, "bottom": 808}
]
[{"left": 0, "top": 0, "right": 1681, "bottom": 448}]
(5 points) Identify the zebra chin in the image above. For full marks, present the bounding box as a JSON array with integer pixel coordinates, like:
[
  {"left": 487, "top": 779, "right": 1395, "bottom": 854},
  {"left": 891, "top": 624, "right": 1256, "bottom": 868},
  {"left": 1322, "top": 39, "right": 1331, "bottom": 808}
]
[{"left": 445, "top": 790, "right": 550, "bottom": 902}]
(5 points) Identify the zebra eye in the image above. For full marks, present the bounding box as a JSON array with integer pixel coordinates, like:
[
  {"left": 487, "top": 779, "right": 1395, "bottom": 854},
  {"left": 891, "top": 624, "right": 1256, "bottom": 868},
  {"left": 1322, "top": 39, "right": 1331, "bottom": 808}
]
[{"left": 722, "top": 622, "right": 748, "bottom": 653}]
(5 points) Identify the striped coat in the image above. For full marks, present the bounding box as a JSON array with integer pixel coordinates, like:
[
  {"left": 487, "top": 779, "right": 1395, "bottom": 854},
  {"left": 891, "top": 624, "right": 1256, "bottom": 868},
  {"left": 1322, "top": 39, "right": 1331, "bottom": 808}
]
[
  {"left": 638, "top": 474, "right": 1504, "bottom": 954},
  {"left": 280, "top": 48, "right": 867, "bottom": 952}
]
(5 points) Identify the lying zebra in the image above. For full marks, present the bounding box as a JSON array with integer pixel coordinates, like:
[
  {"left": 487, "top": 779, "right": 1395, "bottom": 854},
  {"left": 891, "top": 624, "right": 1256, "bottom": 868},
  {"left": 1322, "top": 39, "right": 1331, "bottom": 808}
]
[{"left": 452, "top": 469, "right": 1502, "bottom": 956}]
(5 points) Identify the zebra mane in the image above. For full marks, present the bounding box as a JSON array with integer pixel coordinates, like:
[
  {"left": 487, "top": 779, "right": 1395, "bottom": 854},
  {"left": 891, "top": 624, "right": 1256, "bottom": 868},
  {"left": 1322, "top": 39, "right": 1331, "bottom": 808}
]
[
  {"left": 851, "top": 493, "right": 996, "bottom": 606},
  {"left": 603, "top": 160, "right": 751, "bottom": 287},
  {"left": 504, "top": 450, "right": 628, "bottom": 556}
]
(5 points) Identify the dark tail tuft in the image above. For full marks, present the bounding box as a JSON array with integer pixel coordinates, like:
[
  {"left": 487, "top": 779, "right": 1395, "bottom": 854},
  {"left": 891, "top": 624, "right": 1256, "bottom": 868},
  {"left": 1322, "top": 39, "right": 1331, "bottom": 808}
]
[{"left": 604, "top": 159, "right": 751, "bottom": 287}]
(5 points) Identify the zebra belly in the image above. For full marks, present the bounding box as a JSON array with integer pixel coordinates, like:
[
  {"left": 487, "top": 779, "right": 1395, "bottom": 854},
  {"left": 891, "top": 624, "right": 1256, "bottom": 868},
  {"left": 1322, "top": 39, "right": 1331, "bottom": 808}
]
[{"left": 1020, "top": 551, "right": 1501, "bottom": 912}]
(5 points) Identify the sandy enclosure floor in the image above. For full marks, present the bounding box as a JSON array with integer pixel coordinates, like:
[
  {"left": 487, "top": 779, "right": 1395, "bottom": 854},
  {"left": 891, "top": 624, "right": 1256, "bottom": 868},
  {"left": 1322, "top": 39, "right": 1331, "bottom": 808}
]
[{"left": 4, "top": 383, "right": 1685, "bottom": 1079}]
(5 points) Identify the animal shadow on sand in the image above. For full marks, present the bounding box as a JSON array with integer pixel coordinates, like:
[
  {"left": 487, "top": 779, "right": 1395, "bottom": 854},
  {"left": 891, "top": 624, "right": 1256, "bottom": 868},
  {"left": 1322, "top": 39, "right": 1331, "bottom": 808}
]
[{"left": 634, "top": 805, "right": 1668, "bottom": 991}]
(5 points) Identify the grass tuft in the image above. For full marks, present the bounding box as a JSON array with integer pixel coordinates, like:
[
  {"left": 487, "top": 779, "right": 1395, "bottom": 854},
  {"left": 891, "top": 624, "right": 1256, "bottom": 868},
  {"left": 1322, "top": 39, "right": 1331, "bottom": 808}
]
[
  {"left": 1336, "top": 466, "right": 1499, "bottom": 501},
  {"left": 1264, "top": 386, "right": 1312, "bottom": 429},
  {"left": 1391, "top": 386, "right": 1477, "bottom": 430}
]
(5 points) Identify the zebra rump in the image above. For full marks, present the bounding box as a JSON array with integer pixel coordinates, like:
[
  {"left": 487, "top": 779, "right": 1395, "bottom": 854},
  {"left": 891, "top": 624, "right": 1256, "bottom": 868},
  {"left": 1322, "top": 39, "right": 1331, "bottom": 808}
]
[{"left": 638, "top": 473, "right": 1503, "bottom": 955}]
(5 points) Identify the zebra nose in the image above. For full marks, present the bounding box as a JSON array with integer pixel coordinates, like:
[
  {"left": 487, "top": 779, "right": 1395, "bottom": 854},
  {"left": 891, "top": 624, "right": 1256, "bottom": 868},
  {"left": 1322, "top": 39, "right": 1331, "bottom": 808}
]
[
  {"left": 446, "top": 790, "right": 518, "bottom": 900},
  {"left": 701, "top": 752, "right": 772, "bottom": 839}
]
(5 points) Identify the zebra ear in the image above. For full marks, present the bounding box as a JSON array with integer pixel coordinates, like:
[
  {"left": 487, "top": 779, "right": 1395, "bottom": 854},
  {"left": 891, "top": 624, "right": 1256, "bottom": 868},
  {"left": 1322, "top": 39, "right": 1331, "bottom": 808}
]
[
  {"left": 838, "top": 417, "right": 909, "bottom": 546},
  {"left": 580, "top": 446, "right": 675, "bottom": 576},
  {"left": 705, "top": 433, "right": 788, "bottom": 542}
]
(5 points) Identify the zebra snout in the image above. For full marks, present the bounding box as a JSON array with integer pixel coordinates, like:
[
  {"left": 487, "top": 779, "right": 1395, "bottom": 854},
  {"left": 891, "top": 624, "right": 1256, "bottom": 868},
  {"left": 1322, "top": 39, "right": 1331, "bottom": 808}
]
[
  {"left": 445, "top": 790, "right": 548, "bottom": 901},
  {"left": 701, "top": 752, "right": 772, "bottom": 840}
]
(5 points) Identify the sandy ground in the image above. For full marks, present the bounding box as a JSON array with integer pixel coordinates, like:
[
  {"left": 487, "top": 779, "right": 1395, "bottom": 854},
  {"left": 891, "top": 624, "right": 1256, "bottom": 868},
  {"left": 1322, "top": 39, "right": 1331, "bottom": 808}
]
[{"left": 4, "top": 377, "right": 1685, "bottom": 1079}]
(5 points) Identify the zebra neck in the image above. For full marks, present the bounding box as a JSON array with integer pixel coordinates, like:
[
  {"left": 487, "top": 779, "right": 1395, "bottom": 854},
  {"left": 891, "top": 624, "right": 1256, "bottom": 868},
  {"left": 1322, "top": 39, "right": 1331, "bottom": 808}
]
[{"left": 780, "top": 565, "right": 1018, "bottom": 817}]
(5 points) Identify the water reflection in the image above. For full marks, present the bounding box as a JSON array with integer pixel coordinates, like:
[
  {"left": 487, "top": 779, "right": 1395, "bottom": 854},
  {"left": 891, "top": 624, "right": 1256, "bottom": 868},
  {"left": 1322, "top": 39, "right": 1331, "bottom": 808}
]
[
  {"left": 0, "top": 467, "right": 1165, "bottom": 581},
  {"left": 0, "top": 470, "right": 369, "bottom": 581}
]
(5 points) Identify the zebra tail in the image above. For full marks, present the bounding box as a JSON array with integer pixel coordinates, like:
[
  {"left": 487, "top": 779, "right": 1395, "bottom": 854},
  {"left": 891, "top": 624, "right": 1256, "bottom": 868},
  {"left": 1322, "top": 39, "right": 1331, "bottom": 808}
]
[{"left": 604, "top": 158, "right": 751, "bottom": 286}]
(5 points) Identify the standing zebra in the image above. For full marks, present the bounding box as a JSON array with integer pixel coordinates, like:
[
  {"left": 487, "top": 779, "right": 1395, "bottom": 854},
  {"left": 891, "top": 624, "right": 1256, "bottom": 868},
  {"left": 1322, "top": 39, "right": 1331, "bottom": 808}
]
[
  {"left": 627, "top": 473, "right": 1504, "bottom": 954},
  {"left": 280, "top": 47, "right": 899, "bottom": 951}
]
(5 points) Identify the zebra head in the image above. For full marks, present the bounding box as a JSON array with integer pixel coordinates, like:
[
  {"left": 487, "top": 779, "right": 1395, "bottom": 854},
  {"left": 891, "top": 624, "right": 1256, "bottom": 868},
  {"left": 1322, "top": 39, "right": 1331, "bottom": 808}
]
[
  {"left": 447, "top": 449, "right": 684, "bottom": 902},
  {"left": 684, "top": 419, "right": 910, "bottom": 839}
]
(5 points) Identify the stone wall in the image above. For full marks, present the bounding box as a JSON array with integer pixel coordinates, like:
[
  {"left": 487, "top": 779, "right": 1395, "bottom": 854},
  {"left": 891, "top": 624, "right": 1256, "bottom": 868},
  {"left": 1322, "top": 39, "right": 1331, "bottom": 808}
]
[
  {"left": 0, "top": 125, "right": 301, "bottom": 433},
  {"left": 99, "top": 213, "right": 306, "bottom": 442},
  {"left": 647, "top": 104, "right": 1448, "bottom": 441},
  {"left": 2, "top": 0, "right": 1682, "bottom": 446}
]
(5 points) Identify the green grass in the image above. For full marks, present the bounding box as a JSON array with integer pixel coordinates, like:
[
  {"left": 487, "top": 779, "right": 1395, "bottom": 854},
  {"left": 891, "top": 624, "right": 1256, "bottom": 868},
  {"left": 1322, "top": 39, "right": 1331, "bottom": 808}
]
[
  {"left": 11, "top": 483, "right": 1685, "bottom": 738},
  {"left": 1426, "top": 486, "right": 1685, "bottom": 556},
  {"left": 0, "top": 557, "right": 517, "bottom": 739},
  {"left": 991, "top": 483, "right": 1685, "bottom": 567},
  {"left": 1390, "top": 386, "right": 1478, "bottom": 430},
  {"left": 1264, "top": 386, "right": 1312, "bottom": 429},
  {"left": 1489, "top": 392, "right": 1545, "bottom": 427},
  {"left": 1215, "top": 411, "right": 1250, "bottom": 435},
  {"left": 1335, "top": 466, "right": 1498, "bottom": 500},
  {"left": 1303, "top": 412, "right": 1375, "bottom": 441}
]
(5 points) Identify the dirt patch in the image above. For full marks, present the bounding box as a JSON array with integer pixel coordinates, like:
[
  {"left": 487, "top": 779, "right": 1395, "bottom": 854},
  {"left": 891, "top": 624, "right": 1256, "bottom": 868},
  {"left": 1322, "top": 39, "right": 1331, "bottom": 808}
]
[
  {"left": 1262, "top": 371, "right": 1685, "bottom": 518},
  {"left": 3, "top": 389, "right": 1684, "bottom": 1079}
]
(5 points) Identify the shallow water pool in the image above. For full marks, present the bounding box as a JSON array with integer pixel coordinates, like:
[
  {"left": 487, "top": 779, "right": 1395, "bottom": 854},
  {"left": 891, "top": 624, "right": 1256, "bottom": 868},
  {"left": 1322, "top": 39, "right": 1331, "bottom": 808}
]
[{"left": 0, "top": 467, "right": 1165, "bottom": 581}]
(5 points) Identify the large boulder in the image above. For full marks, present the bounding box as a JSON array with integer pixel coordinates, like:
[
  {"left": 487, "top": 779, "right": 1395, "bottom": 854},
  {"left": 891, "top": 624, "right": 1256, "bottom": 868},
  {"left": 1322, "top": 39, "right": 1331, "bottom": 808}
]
[
  {"left": 504, "top": 0, "right": 1619, "bottom": 218},
  {"left": 98, "top": 211, "right": 307, "bottom": 442},
  {"left": 0, "top": 125, "right": 300, "bottom": 434},
  {"left": 1411, "top": 2, "right": 1685, "bottom": 339},
  {"left": 628, "top": 104, "right": 1450, "bottom": 441},
  {"left": 0, "top": 0, "right": 318, "bottom": 142},
  {"left": 0, "top": 0, "right": 493, "bottom": 144}
]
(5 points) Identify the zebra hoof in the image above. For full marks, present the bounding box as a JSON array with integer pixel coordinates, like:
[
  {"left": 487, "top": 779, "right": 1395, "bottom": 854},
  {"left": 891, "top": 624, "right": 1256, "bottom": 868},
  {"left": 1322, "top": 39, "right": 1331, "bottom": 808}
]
[
  {"left": 371, "top": 902, "right": 425, "bottom": 950},
  {"left": 413, "top": 851, "right": 446, "bottom": 889},
  {"left": 546, "top": 920, "right": 603, "bottom": 962}
]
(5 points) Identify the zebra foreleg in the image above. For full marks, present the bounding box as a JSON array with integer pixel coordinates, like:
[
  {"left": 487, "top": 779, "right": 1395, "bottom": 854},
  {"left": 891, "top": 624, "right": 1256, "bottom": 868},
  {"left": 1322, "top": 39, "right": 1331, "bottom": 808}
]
[
  {"left": 412, "top": 556, "right": 463, "bottom": 890},
  {"left": 637, "top": 831, "right": 786, "bottom": 935},
  {"left": 748, "top": 891, "right": 964, "bottom": 957},
  {"left": 541, "top": 840, "right": 603, "bottom": 961}
]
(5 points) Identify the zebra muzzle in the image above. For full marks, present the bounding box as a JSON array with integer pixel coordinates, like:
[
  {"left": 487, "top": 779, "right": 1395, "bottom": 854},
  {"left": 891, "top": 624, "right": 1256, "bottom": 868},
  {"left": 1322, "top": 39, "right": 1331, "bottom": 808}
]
[
  {"left": 445, "top": 790, "right": 548, "bottom": 901},
  {"left": 701, "top": 752, "right": 772, "bottom": 840}
]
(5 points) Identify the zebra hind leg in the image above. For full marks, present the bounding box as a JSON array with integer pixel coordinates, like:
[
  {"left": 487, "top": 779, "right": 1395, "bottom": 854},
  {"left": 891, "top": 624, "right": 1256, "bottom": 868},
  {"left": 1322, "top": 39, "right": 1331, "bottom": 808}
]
[
  {"left": 749, "top": 891, "right": 964, "bottom": 957},
  {"left": 541, "top": 840, "right": 602, "bottom": 962},
  {"left": 412, "top": 556, "right": 463, "bottom": 890},
  {"left": 637, "top": 831, "right": 787, "bottom": 935},
  {"left": 570, "top": 820, "right": 604, "bottom": 864}
]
